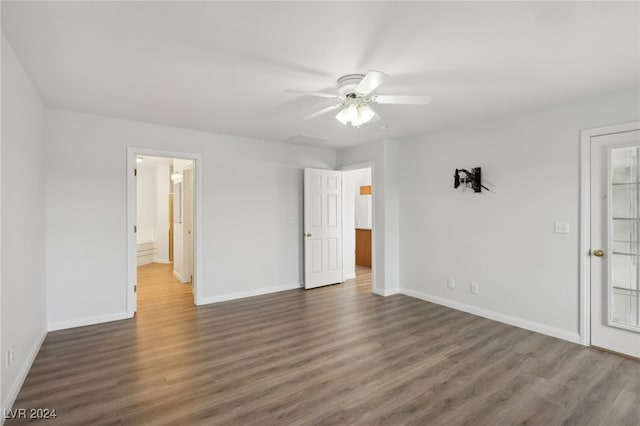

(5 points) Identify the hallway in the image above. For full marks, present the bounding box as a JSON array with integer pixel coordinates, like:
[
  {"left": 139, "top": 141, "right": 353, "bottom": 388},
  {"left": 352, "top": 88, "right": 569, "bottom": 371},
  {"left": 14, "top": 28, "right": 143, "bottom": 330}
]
[{"left": 136, "top": 263, "right": 193, "bottom": 316}]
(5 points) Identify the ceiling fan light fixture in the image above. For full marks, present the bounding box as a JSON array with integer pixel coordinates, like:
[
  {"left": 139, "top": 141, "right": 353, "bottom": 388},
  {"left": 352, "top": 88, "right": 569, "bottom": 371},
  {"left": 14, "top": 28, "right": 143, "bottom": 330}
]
[
  {"left": 336, "top": 102, "right": 376, "bottom": 127},
  {"left": 335, "top": 107, "right": 350, "bottom": 125},
  {"left": 288, "top": 69, "right": 432, "bottom": 128},
  {"left": 357, "top": 104, "right": 375, "bottom": 125},
  {"left": 345, "top": 103, "right": 359, "bottom": 122},
  {"left": 335, "top": 103, "right": 360, "bottom": 126}
]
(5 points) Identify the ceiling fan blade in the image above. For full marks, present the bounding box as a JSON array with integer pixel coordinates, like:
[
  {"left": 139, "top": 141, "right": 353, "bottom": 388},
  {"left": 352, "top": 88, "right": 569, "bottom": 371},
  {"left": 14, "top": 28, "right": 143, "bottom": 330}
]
[
  {"left": 285, "top": 89, "right": 339, "bottom": 99},
  {"left": 355, "top": 70, "right": 387, "bottom": 96},
  {"left": 303, "top": 103, "right": 343, "bottom": 120},
  {"left": 373, "top": 95, "right": 433, "bottom": 105}
]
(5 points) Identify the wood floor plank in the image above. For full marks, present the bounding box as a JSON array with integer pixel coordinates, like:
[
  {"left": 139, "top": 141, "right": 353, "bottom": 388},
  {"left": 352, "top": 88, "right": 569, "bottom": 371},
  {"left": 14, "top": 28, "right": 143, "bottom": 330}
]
[
  {"left": 6, "top": 264, "right": 639, "bottom": 425},
  {"left": 602, "top": 390, "right": 640, "bottom": 426}
]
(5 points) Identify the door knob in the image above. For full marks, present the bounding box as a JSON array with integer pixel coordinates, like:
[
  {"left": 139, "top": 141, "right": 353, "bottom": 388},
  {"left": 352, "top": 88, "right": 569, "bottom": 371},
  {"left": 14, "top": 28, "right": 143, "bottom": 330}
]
[
  {"left": 592, "top": 249, "right": 604, "bottom": 257},
  {"left": 305, "top": 233, "right": 312, "bottom": 237}
]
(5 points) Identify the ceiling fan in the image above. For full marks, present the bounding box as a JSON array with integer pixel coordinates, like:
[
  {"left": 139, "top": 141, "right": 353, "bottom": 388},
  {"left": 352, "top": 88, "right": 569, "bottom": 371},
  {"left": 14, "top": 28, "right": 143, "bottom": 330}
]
[{"left": 286, "top": 70, "right": 432, "bottom": 128}]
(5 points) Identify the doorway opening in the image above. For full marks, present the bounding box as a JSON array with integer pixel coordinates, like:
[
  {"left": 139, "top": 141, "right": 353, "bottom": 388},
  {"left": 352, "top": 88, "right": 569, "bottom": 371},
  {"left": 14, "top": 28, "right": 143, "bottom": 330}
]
[
  {"left": 127, "top": 149, "right": 201, "bottom": 317},
  {"left": 342, "top": 165, "right": 374, "bottom": 292}
]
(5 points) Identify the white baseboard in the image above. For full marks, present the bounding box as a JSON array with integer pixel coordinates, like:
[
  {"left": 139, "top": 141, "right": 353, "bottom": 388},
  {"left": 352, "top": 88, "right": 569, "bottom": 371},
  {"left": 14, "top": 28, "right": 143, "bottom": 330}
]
[
  {"left": 344, "top": 272, "right": 356, "bottom": 280},
  {"left": 2, "top": 329, "right": 47, "bottom": 417},
  {"left": 156, "top": 259, "right": 171, "bottom": 264},
  {"left": 47, "top": 312, "right": 129, "bottom": 332},
  {"left": 173, "top": 270, "right": 185, "bottom": 283},
  {"left": 400, "top": 288, "right": 581, "bottom": 344},
  {"left": 199, "top": 282, "right": 302, "bottom": 305},
  {"left": 372, "top": 286, "right": 400, "bottom": 297}
]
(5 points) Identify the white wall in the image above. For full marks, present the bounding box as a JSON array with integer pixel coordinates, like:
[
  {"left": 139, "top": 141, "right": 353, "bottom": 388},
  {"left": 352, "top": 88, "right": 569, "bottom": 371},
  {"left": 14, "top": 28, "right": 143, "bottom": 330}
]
[
  {"left": 136, "top": 164, "right": 157, "bottom": 243},
  {"left": 354, "top": 170, "right": 372, "bottom": 229},
  {"left": 337, "top": 140, "right": 400, "bottom": 295},
  {"left": 398, "top": 89, "right": 640, "bottom": 342},
  {"left": 44, "top": 109, "right": 335, "bottom": 329},
  {"left": 1, "top": 35, "right": 47, "bottom": 412},
  {"left": 135, "top": 159, "right": 171, "bottom": 264},
  {"left": 342, "top": 168, "right": 372, "bottom": 280},
  {"left": 342, "top": 171, "right": 357, "bottom": 280},
  {"left": 136, "top": 160, "right": 172, "bottom": 265}
]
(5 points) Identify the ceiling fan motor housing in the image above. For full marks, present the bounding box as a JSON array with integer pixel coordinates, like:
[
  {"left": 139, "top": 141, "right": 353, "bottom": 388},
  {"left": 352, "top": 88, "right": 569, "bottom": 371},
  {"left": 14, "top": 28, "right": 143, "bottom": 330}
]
[{"left": 337, "top": 74, "right": 365, "bottom": 96}]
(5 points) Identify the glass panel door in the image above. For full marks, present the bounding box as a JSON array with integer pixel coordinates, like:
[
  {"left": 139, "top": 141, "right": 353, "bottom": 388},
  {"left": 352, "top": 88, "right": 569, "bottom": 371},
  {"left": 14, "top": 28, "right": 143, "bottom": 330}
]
[{"left": 610, "top": 145, "right": 640, "bottom": 330}]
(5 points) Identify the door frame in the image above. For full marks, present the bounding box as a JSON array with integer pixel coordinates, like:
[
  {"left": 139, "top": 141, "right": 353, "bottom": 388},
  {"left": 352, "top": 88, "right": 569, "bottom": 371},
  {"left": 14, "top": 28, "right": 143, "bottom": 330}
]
[
  {"left": 341, "top": 162, "right": 376, "bottom": 293},
  {"left": 579, "top": 121, "right": 640, "bottom": 346},
  {"left": 127, "top": 147, "right": 203, "bottom": 317}
]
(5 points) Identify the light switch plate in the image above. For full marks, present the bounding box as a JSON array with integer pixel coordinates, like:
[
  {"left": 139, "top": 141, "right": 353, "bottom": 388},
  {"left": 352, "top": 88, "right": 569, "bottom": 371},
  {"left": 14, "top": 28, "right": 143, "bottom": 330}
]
[{"left": 554, "top": 221, "right": 570, "bottom": 234}]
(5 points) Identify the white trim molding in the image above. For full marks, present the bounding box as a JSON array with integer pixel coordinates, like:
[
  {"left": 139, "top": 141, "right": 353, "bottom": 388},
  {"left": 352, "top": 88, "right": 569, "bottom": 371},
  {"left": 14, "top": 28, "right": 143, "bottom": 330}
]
[
  {"left": 372, "top": 286, "right": 399, "bottom": 297},
  {"left": 172, "top": 270, "right": 185, "bottom": 283},
  {"left": 199, "top": 283, "right": 302, "bottom": 305},
  {"left": 579, "top": 121, "right": 640, "bottom": 347},
  {"left": 2, "top": 329, "right": 47, "bottom": 415},
  {"left": 47, "top": 312, "right": 129, "bottom": 332},
  {"left": 401, "top": 288, "right": 581, "bottom": 344}
]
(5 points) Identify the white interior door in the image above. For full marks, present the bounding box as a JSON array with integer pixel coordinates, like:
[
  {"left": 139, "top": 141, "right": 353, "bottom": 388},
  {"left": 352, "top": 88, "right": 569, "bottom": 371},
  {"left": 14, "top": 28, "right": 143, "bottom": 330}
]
[
  {"left": 183, "top": 166, "right": 194, "bottom": 284},
  {"left": 591, "top": 128, "right": 640, "bottom": 358},
  {"left": 304, "top": 168, "right": 343, "bottom": 289}
]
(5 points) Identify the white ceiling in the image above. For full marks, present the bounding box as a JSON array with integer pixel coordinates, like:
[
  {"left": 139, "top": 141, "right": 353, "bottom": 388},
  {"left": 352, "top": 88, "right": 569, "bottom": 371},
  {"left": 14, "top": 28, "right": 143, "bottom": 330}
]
[{"left": 2, "top": 1, "right": 639, "bottom": 148}]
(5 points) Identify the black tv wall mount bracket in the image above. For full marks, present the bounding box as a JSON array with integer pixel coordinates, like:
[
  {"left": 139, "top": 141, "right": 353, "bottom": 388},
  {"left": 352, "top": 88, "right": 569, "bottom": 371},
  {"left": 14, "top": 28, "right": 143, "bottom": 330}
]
[{"left": 454, "top": 167, "right": 489, "bottom": 193}]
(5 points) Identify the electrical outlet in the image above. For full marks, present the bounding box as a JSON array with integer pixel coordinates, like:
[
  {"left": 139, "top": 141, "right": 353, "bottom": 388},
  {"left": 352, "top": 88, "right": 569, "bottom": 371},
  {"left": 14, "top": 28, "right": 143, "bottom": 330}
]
[
  {"left": 447, "top": 278, "right": 455, "bottom": 289},
  {"left": 470, "top": 282, "right": 479, "bottom": 294}
]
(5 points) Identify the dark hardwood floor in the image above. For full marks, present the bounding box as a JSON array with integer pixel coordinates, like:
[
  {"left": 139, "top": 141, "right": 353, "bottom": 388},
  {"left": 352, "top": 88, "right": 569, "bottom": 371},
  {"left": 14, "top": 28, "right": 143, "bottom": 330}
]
[{"left": 7, "top": 264, "right": 640, "bottom": 425}]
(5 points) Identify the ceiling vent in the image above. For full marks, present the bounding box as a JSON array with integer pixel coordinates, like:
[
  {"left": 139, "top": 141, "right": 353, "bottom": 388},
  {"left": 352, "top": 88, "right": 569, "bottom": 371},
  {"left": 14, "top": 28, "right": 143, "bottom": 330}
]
[{"left": 284, "top": 134, "right": 328, "bottom": 146}]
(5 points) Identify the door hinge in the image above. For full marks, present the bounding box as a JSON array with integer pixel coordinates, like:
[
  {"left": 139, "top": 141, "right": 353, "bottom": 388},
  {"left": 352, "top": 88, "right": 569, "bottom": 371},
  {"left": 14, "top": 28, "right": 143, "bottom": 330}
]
[
  {"left": 134, "top": 285, "right": 137, "bottom": 293},
  {"left": 134, "top": 168, "right": 137, "bottom": 176},
  {"left": 134, "top": 225, "right": 137, "bottom": 233}
]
